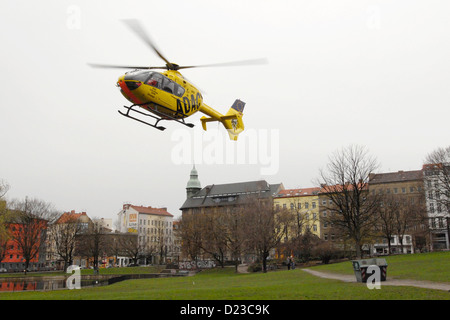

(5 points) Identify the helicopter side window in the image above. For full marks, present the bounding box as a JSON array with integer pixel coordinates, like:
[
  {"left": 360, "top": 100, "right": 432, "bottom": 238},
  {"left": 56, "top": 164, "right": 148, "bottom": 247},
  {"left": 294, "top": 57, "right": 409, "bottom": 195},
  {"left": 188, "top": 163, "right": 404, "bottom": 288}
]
[
  {"left": 161, "top": 77, "right": 185, "bottom": 97},
  {"left": 162, "top": 77, "right": 175, "bottom": 94},
  {"left": 175, "top": 84, "right": 185, "bottom": 97},
  {"left": 146, "top": 72, "right": 163, "bottom": 88}
]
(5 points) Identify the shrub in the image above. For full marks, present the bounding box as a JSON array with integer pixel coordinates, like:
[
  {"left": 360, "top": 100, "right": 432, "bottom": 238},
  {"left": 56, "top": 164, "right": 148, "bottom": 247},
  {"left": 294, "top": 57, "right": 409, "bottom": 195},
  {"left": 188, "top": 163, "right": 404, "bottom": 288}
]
[
  {"left": 247, "top": 263, "right": 262, "bottom": 273},
  {"left": 312, "top": 242, "right": 336, "bottom": 264}
]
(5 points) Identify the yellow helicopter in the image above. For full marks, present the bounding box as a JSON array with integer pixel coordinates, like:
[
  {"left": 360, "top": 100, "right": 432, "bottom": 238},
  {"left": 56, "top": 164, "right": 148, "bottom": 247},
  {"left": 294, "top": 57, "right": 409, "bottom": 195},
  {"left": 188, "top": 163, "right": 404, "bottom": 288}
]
[{"left": 89, "top": 20, "right": 266, "bottom": 141}]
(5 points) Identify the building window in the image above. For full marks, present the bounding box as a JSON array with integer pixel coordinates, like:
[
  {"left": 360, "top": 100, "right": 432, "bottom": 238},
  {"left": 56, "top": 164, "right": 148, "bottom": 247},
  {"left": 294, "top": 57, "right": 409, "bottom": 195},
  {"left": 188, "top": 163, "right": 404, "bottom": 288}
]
[
  {"left": 438, "top": 217, "right": 444, "bottom": 228},
  {"left": 402, "top": 188, "right": 406, "bottom": 194},
  {"left": 312, "top": 202, "right": 316, "bottom": 209},
  {"left": 394, "top": 188, "right": 398, "bottom": 194}
]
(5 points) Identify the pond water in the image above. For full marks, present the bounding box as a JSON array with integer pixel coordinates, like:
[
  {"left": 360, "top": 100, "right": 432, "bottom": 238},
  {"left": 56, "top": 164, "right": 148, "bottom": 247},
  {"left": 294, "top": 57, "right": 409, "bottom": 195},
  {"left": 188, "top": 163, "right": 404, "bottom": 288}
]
[
  {"left": 0, "top": 277, "right": 108, "bottom": 292},
  {"left": 0, "top": 273, "right": 185, "bottom": 292}
]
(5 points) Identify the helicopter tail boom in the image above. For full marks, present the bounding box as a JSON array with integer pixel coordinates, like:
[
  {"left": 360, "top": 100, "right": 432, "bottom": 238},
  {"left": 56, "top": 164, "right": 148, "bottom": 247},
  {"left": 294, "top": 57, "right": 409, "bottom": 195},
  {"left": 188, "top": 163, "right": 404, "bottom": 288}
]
[{"left": 200, "top": 99, "right": 245, "bottom": 141}]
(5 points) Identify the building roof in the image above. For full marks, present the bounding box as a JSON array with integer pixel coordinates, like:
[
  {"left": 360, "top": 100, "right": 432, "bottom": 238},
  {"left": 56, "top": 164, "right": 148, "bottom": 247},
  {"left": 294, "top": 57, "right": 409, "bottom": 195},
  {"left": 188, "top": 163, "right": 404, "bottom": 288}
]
[
  {"left": 369, "top": 170, "right": 423, "bottom": 184},
  {"left": 319, "top": 183, "right": 369, "bottom": 194},
  {"left": 130, "top": 205, "right": 174, "bottom": 217},
  {"left": 275, "top": 187, "right": 320, "bottom": 198},
  {"left": 55, "top": 211, "right": 88, "bottom": 224},
  {"left": 180, "top": 180, "right": 283, "bottom": 210}
]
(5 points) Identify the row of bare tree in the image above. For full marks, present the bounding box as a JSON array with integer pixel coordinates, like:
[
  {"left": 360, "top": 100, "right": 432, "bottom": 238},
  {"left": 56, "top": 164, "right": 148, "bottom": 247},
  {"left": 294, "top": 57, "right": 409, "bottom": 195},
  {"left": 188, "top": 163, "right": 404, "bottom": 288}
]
[
  {"left": 178, "top": 145, "right": 449, "bottom": 270},
  {"left": 318, "top": 145, "right": 449, "bottom": 257},
  {"left": 179, "top": 197, "right": 290, "bottom": 273},
  {"left": 1, "top": 145, "right": 448, "bottom": 273},
  {"left": 0, "top": 186, "right": 143, "bottom": 273}
]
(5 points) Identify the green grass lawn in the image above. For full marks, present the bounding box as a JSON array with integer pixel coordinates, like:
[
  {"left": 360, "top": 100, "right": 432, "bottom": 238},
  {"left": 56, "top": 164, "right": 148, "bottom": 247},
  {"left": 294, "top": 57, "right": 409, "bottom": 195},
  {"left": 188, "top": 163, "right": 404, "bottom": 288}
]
[
  {"left": 311, "top": 251, "right": 450, "bottom": 283},
  {"left": 0, "top": 259, "right": 449, "bottom": 300}
]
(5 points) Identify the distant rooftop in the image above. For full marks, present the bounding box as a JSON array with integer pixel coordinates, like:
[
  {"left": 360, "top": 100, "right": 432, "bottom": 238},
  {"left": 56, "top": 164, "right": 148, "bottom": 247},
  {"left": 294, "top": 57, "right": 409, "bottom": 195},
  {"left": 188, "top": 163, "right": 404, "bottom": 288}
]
[
  {"left": 275, "top": 187, "right": 320, "bottom": 198},
  {"left": 55, "top": 210, "right": 88, "bottom": 224},
  {"left": 124, "top": 204, "right": 173, "bottom": 217},
  {"left": 369, "top": 170, "right": 423, "bottom": 184},
  {"left": 180, "top": 180, "right": 283, "bottom": 210}
]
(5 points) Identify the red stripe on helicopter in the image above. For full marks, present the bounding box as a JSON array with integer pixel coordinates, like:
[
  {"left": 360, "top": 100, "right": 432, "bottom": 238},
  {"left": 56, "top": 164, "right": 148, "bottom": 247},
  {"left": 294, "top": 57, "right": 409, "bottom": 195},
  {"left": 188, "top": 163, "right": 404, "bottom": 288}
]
[{"left": 119, "top": 80, "right": 144, "bottom": 105}]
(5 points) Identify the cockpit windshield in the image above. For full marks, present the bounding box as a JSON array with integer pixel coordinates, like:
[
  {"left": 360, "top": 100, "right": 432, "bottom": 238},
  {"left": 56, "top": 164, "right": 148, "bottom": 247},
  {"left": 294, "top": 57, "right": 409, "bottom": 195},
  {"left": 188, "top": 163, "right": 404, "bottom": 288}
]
[
  {"left": 124, "top": 71, "right": 185, "bottom": 97},
  {"left": 124, "top": 70, "right": 151, "bottom": 82}
]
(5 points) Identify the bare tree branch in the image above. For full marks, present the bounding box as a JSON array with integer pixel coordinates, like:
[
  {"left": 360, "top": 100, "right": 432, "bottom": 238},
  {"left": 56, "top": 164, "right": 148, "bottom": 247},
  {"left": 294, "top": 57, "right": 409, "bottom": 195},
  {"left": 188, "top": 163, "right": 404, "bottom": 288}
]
[{"left": 316, "top": 145, "right": 380, "bottom": 258}]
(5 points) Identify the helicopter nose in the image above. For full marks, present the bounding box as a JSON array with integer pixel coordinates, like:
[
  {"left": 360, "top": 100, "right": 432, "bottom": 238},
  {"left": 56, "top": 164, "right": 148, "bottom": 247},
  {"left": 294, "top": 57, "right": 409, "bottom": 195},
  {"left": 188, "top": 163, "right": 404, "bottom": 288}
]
[{"left": 117, "top": 79, "right": 144, "bottom": 105}]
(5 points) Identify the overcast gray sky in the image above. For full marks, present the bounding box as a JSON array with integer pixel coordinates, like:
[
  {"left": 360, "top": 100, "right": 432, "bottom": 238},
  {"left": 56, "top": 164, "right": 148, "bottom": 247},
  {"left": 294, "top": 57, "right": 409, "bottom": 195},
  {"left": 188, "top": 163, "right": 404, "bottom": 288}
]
[{"left": 1, "top": 0, "right": 449, "bottom": 223}]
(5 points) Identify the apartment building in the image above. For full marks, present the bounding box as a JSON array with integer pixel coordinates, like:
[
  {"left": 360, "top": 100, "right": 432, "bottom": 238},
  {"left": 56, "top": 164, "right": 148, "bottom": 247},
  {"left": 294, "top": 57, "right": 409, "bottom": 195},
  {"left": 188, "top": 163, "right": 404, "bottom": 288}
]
[
  {"left": 273, "top": 187, "right": 322, "bottom": 239},
  {"left": 368, "top": 170, "right": 427, "bottom": 254},
  {"left": 423, "top": 163, "right": 450, "bottom": 250},
  {"left": 117, "top": 204, "right": 174, "bottom": 264}
]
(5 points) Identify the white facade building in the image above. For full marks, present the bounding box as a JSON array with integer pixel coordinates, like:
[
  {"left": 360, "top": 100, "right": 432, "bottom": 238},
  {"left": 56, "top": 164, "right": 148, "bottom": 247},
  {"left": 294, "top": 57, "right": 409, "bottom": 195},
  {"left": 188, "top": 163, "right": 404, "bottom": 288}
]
[
  {"left": 117, "top": 204, "right": 175, "bottom": 264},
  {"left": 423, "top": 164, "right": 450, "bottom": 250},
  {"left": 372, "top": 235, "right": 415, "bottom": 255}
]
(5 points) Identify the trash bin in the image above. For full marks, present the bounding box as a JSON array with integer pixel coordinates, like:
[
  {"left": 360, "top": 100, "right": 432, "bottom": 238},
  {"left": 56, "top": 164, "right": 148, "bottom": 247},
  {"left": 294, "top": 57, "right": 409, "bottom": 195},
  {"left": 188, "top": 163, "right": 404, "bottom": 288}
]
[{"left": 351, "top": 258, "right": 388, "bottom": 283}]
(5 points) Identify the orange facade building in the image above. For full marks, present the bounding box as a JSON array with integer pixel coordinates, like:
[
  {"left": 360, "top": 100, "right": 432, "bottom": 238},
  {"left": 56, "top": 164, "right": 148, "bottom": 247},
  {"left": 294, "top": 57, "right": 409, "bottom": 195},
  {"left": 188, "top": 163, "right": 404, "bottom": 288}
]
[{"left": 1, "top": 221, "right": 48, "bottom": 272}]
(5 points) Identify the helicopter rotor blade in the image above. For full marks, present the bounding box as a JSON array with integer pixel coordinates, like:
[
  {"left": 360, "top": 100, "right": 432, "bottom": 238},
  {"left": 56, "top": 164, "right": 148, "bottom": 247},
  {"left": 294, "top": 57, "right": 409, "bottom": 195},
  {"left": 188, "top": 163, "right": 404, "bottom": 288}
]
[
  {"left": 121, "top": 19, "right": 174, "bottom": 70},
  {"left": 89, "top": 20, "right": 268, "bottom": 72},
  {"left": 88, "top": 63, "right": 166, "bottom": 70},
  {"left": 177, "top": 58, "right": 268, "bottom": 70}
]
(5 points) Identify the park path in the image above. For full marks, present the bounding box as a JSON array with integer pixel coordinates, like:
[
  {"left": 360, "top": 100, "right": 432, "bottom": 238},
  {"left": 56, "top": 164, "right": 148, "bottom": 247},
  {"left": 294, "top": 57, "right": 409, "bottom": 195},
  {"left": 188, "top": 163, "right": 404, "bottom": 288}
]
[{"left": 302, "top": 268, "right": 450, "bottom": 292}]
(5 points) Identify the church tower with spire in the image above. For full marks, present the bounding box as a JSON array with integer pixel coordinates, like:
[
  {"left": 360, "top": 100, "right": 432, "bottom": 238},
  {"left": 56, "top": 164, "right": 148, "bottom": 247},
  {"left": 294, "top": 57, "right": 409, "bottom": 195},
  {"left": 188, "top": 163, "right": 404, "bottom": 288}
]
[{"left": 186, "top": 165, "right": 201, "bottom": 199}]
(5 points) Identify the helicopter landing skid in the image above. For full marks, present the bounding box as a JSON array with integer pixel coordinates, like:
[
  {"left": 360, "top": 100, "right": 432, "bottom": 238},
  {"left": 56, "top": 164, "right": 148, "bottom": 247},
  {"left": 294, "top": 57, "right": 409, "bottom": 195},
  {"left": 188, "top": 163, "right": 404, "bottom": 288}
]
[
  {"left": 119, "top": 105, "right": 166, "bottom": 130},
  {"left": 118, "top": 104, "right": 195, "bottom": 130}
]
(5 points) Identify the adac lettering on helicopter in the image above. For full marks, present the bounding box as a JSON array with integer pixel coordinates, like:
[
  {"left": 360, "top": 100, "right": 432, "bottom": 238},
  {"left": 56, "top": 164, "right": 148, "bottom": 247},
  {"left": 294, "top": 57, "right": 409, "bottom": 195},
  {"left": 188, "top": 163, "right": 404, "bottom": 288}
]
[{"left": 177, "top": 92, "right": 202, "bottom": 115}]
